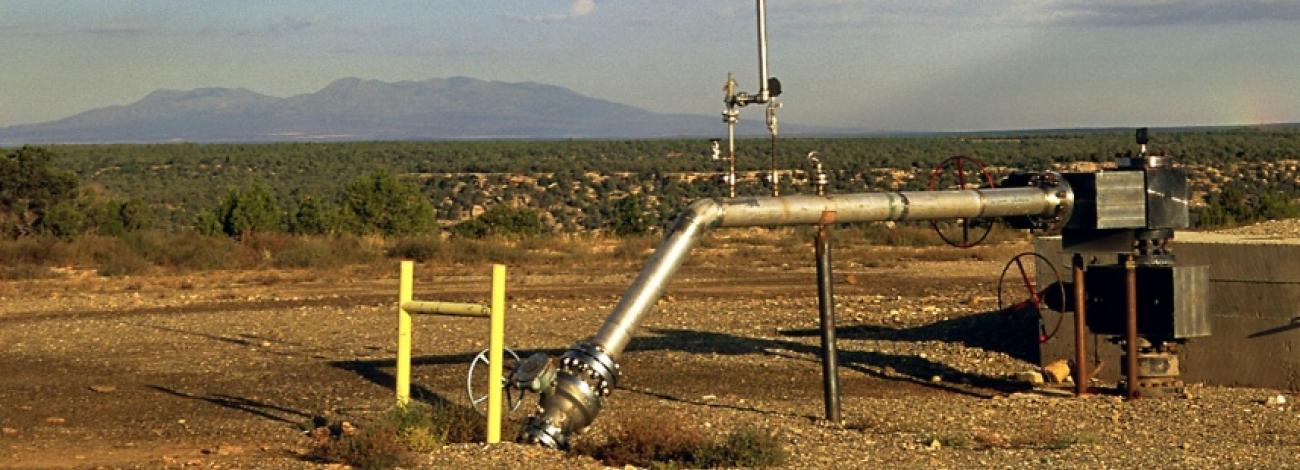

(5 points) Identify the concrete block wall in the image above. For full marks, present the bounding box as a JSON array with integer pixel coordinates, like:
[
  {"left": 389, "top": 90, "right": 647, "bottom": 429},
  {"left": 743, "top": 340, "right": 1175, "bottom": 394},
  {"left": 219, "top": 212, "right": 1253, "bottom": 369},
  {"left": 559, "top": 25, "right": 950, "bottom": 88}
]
[{"left": 1036, "top": 232, "right": 1300, "bottom": 391}]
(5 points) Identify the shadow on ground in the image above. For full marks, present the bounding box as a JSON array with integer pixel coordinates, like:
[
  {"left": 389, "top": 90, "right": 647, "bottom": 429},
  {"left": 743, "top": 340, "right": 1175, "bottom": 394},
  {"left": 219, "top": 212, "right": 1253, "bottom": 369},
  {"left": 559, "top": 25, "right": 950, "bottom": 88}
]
[
  {"left": 328, "top": 308, "right": 1040, "bottom": 419},
  {"left": 778, "top": 307, "right": 1043, "bottom": 364}
]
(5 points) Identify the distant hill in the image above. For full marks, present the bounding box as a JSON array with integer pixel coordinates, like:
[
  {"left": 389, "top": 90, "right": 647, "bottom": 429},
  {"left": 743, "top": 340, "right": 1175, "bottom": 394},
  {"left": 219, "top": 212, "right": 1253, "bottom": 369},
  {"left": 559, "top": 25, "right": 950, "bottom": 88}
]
[{"left": 0, "top": 77, "right": 848, "bottom": 144}]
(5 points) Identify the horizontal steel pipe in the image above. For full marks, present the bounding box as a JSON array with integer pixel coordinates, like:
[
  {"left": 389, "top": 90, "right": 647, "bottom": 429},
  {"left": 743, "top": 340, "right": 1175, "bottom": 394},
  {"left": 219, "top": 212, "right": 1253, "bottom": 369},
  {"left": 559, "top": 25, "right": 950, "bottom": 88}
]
[{"left": 592, "top": 186, "right": 1068, "bottom": 358}]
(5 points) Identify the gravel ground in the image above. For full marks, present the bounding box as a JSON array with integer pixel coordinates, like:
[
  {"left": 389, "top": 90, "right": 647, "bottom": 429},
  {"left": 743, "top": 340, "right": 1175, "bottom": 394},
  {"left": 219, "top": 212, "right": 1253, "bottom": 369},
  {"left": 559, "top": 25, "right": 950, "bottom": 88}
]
[{"left": 1, "top": 238, "right": 1299, "bottom": 468}]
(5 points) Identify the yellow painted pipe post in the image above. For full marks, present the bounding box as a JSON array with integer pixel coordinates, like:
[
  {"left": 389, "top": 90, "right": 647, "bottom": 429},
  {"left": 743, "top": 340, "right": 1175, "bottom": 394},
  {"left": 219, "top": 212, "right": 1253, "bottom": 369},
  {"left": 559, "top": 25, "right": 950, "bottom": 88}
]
[
  {"left": 486, "top": 264, "right": 506, "bottom": 443},
  {"left": 396, "top": 261, "right": 414, "bottom": 408}
]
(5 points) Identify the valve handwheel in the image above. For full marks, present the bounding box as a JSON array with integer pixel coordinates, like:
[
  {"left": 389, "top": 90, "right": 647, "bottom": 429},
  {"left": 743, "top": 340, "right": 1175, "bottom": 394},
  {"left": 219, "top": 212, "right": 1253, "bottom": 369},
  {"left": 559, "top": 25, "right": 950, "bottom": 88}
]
[
  {"left": 466, "top": 347, "right": 526, "bottom": 413},
  {"left": 927, "top": 156, "right": 997, "bottom": 248},
  {"left": 997, "top": 252, "right": 1066, "bottom": 344}
]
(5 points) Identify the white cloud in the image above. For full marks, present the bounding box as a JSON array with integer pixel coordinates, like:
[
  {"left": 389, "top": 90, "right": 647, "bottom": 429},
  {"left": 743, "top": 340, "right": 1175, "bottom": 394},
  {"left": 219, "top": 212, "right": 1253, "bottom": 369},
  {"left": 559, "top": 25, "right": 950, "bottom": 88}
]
[
  {"left": 769, "top": 0, "right": 1300, "bottom": 29},
  {"left": 507, "top": 0, "right": 599, "bottom": 24},
  {"left": 570, "top": 0, "right": 597, "bottom": 17}
]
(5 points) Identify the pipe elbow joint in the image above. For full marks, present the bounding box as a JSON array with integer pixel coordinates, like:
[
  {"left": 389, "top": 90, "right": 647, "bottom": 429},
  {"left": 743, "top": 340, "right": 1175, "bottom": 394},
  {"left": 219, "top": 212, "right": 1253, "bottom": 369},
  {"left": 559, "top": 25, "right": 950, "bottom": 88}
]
[{"left": 680, "top": 198, "right": 726, "bottom": 230}]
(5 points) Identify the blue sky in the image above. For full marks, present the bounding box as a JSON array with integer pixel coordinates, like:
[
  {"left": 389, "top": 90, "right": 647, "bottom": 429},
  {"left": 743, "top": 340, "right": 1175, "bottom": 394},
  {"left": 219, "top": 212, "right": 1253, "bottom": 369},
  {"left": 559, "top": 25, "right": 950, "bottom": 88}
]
[{"left": 2, "top": 0, "right": 1298, "bottom": 131}]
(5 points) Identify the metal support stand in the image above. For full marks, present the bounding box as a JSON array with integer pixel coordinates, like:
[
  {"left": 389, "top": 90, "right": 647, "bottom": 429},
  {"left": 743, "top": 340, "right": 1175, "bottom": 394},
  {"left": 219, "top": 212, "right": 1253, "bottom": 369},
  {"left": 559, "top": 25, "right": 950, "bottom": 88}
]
[
  {"left": 1125, "top": 255, "right": 1139, "bottom": 400},
  {"left": 1072, "top": 254, "right": 1089, "bottom": 395},
  {"left": 815, "top": 211, "right": 841, "bottom": 423}
]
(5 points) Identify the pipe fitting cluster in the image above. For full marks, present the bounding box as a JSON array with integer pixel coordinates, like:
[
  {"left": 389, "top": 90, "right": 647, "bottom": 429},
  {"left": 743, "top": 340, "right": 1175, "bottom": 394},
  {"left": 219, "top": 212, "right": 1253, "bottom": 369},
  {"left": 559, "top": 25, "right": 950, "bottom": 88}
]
[{"left": 518, "top": 343, "right": 619, "bottom": 448}]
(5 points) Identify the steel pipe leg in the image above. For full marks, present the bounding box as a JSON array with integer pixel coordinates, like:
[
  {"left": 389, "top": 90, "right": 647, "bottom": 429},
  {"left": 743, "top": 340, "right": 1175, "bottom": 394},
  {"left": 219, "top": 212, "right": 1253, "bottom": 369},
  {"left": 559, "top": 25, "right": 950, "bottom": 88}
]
[
  {"left": 1072, "top": 254, "right": 1088, "bottom": 396},
  {"left": 1125, "top": 255, "right": 1139, "bottom": 400},
  {"left": 815, "top": 221, "right": 841, "bottom": 423}
]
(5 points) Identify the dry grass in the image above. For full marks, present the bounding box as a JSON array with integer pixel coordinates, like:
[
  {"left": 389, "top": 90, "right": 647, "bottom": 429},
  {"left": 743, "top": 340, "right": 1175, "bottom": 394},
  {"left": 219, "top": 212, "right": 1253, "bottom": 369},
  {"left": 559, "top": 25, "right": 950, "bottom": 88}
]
[{"left": 573, "top": 410, "right": 786, "bottom": 468}]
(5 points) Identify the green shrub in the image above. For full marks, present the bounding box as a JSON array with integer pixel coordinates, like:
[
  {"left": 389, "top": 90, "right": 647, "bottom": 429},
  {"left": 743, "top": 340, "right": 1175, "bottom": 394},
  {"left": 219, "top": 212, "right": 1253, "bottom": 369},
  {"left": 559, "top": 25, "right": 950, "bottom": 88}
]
[
  {"left": 341, "top": 170, "right": 436, "bottom": 236},
  {"left": 452, "top": 205, "right": 546, "bottom": 239},
  {"left": 211, "top": 180, "right": 282, "bottom": 239},
  {"left": 611, "top": 194, "right": 650, "bottom": 236},
  {"left": 39, "top": 200, "right": 86, "bottom": 239}
]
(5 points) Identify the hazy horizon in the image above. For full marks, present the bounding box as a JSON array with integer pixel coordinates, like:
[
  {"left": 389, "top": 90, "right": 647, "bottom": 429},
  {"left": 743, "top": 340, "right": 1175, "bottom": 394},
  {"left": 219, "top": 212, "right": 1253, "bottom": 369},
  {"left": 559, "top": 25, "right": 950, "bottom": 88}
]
[{"left": 4, "top": 1, "right": 1299, "bottom": 132}]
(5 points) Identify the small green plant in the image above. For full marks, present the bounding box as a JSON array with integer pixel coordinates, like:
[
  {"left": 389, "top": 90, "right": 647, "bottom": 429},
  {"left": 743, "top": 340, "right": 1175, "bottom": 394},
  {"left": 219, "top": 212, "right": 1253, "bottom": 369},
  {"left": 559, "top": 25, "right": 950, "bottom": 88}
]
[{"left": 309, "top": 402, "right": 486, "bottom": 470}]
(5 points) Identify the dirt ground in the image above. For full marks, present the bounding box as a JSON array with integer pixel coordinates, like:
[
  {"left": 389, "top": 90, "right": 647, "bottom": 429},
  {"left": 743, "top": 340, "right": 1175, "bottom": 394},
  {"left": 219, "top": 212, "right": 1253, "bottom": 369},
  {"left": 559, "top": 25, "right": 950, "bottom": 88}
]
[{"left": 2, "top": 236, "right": 1299, "bottom": 469}]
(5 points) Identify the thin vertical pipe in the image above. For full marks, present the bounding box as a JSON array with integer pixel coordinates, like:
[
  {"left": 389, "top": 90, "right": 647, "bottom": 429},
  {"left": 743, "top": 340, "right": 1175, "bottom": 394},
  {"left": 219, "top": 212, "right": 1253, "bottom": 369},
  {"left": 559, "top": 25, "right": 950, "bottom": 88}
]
[
  {"left": 1125, "top": 255, "right": 1139, "bottom": 399},
  {"left": 755, "top": 0, "right": 770, "bottom": 101},
  {"left": 1072, "top": 254, "right": 1088, "bottom": 396},
  {"left": 727, "top": 120, "right": 737, "bottom": 198},
  {"left": 815, "top": 221, "right": 841, "bottom": 423}
]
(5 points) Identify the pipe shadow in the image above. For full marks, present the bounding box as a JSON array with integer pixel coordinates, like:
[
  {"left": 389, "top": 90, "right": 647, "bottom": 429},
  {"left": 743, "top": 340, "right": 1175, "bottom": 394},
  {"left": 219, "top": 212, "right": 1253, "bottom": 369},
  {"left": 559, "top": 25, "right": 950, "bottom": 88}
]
[
  {"left": 130, "top": 323, "right": 334, "bottom": 359},
  {"left": 626, "top": 328, "right": 1025, "bottom": 398},
  {"left": 1247, "top": 317, "right": 1300, "bottom": 338},
  {"left": 327, "top": 315, "right": 1033, "bottom": 423},
  {"left": 148, "top": 385, "right": 318, "bottom": 427},
  {"left": 776, "top": 307, "right": 1042, "bottom": 364}
]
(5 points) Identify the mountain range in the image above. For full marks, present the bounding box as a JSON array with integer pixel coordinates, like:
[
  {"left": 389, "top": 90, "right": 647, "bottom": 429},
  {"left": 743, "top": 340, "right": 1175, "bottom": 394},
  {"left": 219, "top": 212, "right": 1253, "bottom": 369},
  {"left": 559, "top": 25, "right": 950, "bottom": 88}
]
[{"left": 1, "top": 77, "right": 846, "bottom": 144}]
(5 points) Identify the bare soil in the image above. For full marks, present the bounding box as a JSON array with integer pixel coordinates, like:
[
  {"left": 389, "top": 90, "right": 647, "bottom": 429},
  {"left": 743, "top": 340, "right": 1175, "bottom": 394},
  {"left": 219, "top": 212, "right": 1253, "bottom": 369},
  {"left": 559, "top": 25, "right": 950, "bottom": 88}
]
[{"left": 2, "top": 236, "right": 1298, "bottom": 469}]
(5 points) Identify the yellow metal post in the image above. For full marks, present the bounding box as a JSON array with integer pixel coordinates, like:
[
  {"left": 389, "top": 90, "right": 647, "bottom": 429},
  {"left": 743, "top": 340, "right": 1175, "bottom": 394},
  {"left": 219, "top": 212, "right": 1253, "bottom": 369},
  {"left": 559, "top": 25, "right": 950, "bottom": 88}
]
[
  {"left": 397, "top": 261, "right": 414, "bottom": 407},
  {"left": 486, "top": 264, "right": 506, "bottom": 443}
]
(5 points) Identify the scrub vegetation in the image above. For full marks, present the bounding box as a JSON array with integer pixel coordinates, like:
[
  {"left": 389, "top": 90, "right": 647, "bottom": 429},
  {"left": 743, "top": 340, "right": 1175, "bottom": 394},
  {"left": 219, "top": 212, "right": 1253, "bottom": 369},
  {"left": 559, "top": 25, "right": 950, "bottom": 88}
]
[{"left": 4, "top": 128, "right": 1299, "bottom": 276}]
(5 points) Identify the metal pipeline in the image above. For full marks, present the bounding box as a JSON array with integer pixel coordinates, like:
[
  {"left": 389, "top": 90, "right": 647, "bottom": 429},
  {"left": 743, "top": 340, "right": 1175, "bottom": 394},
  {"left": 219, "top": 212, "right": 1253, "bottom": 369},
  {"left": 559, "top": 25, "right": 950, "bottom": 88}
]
[{"left": 520, "top": 182, "right": 1073, "bottom": 447}]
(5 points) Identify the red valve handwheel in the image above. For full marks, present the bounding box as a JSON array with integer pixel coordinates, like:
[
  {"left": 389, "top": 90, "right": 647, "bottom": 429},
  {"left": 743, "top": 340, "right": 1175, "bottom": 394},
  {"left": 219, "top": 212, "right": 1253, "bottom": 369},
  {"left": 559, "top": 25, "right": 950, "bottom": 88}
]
[
  {"left": 996, "top": 252, "right": 1066, "bottom": 344},
  {"left": 927, "top": 156, "right": 997, "bottom": 248}
]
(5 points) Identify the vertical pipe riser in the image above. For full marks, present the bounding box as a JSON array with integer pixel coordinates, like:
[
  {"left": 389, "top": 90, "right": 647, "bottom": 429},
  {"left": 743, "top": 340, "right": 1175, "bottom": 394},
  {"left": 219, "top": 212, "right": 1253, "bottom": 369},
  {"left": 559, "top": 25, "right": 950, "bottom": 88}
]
[
  {"left": 1072, "top": 255, "right": 1088, "bottom": 396},
  {"left": 755, "top": 0, "right": 769, "bottom": 101},
  {"left": 1125, "top": 256, "right": 1139, "bottom": 400},
  {"left": 815, "top": 227, "right": 841, "bottom": 423}
]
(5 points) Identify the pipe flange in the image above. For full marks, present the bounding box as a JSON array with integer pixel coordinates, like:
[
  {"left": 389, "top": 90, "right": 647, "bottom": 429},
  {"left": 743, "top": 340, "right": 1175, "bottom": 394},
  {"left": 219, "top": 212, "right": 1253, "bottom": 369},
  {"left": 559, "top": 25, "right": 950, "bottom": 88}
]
[
  {"left": 520, "top": 416, "right": 565, "bottom": 448},
  {"left": 1028, "top": 171, "right": 1074, "bottom": 232},
  {"left": 562, "top": 342, "right": 620, "bottom": 396}
]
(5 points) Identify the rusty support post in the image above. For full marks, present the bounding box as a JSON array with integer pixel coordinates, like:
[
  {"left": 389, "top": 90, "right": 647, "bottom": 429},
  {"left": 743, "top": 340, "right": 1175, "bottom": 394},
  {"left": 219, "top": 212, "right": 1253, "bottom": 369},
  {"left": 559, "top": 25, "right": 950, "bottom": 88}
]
[
  {"left": 1125, "top": 255, "right": 1139, "bottom": 400},
  {"left": 1072, "top": 254, "right": 1088, "bottom": 395},
  {"left": 815, "top": 211, "right": 841, "bottom": 423}
]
